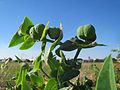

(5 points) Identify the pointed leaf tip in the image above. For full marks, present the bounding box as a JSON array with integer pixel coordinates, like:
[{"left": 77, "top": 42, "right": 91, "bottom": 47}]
[{"left": 95, "top": 54, "right": 117, "bottom": 90}]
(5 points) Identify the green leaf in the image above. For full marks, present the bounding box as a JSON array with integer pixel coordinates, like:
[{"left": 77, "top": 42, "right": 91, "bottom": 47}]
[
  {"left": 20, "top": 16, "right": 33, "bottom": 35},
  {"left": 48, "top": 56, "right": 60, "bottom": 70},
  {"left": 95, "top": 55, "right": 117, "bottom": 90},
  {"left": 9, "top": 16, "right": 33, "bottom": 48},
  {"left": 8, "top": 32, "right": 24, "bottom": 47},
  {"left": 33, "top": 53, "right": 42, "bottom": 72},
  {"left": 59, "top": 70, "right": 80, "bottom": 82},
  {"left": 47, "top": 52, "right": 60, "bottom": 78},
  {"left": 59, "top": 50, "right": 68, "bottom": 67},
  {"left": 76, "top": 42, "right": 106, "bottom": 49},
  {"left": 20, "top": 36, "right": 35, "bottom": 50},
  {"left": 21, "top": 81, "right": 32, "bottom": 90},
  {"left": 94, "top": 42, "right": 107, "bottom": 46},
  {"left": 16, "top": 67, "right": 24, "bottom": 87},
  {"left": 55, "top": 37, "right": 80, "bottom": 56},
  {"left": 24, "top": 35, "right": 29, "bottom": 41},
  {"left": 57, "top": 40, "right": 78, "bottom": 51},
  {"left": 44, "top": 79, "right": 58, "bottom": 90},
  {"left": 16, "top": 63, "right": 28, "bottom": 87},
  {"left": 30, "top": 74, "right": 44, "bottom": 87},
  {"left": 16, "top": 63, "right": 31, "bottom": 90}
]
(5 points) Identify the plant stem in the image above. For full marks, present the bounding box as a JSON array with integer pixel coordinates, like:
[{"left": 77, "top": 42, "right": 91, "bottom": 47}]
[
  {"left": 45, "top": 39, "right": 63, "bottom": 45},
  {"left": 71, "top": 48, "right": 81, "bottom": 65},
  {"left": 40, "top": 65, "right": 50, "bottom": 78},
  {"left": 74, "top": 48, "right": 81, "bottom": 60},
  {"left": 68, "top": 81, "right": 76, "bottom": 87}
]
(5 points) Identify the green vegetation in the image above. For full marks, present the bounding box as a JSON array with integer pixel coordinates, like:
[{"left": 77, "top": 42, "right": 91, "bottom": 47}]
[
  {"left": 0, "top": 16, "right": 118, "bottom": 90},
  {"left": 1, "top": 61, "right": 120, "bottom": 90}
]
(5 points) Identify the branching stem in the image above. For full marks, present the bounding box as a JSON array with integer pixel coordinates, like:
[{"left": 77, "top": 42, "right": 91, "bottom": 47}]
[
  {"left": 45, "top": 39, "right": 63, "bottom": 45},
  {"left": 40, "top": 65, "right": 50, "bottom": 78},
  {"left": 68, "top": 81, "right": 76, "bottom": 87}
]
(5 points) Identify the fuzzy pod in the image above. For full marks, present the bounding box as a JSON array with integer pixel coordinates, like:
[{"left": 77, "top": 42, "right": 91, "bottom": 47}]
[
  {"left": 29, "top": 27, "right": 36, "bottom": 39},
  {"left": 29, "top": 24, "right": 45, "bottom": 40},
  {"left": 34, "top": 24, "right": 45, "bottom": 38},
  {"left": 77, "top": 24, "right": 96, "bottom": 42},
  {"left": 48, "top": 27, "right": 61, "bottom": 39}
]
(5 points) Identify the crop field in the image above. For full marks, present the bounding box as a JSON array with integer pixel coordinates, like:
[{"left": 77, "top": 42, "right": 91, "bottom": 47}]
[
  {"left": 0, "top": 61, "right": 111, "bottom": 89},
  {"left": 1, "top": 61, "right": 120, "bottom": 90}
]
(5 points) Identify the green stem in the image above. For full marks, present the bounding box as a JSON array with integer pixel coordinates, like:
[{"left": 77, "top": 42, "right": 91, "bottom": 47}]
[
  {"left": 40, "top": 65, "right": 50, "bottom": 78},
  {"left": 45, "top": 39, "right": 63, "bottom": 45},
  {"left": 41, "top": 68, "right": 50, "bottom": 78},
  {"left": 71, "top": 48, "right": 81, "bottom": 65},
  {"left": 39, "top": 44, "right": 50, "bottom": 78},
  {"left": 74, "top": 48, "right": 81, "bottom": 60},
  {"left": 68, "top": 81, "right": 76, "bottom": 87}
]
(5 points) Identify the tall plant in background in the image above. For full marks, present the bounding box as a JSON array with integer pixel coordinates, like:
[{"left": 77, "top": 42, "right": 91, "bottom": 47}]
[{"left": 8, "top": 16, "right": 116, "bottom": 90}]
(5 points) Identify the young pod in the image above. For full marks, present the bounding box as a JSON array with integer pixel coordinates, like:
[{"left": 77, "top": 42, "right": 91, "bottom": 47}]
[
  {"left": 29, "top": 24, "right": 45, "bottom": 40},
  {"left": 48, "top": 27, "right": 60, "bottom": 39},
  {"left": 77, "top": 24, "right": 96, "bottom": 43},
  {"left": 29, "top": 26, "right": 37, "bottom": 40},
  {"left": 34, "top": 24, "right": 45, "bottom": 38}
]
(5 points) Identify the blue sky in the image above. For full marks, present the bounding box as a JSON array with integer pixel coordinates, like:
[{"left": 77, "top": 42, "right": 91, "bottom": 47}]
[{"left": 0, "top": 0, "right": 120, "bottom": 59}]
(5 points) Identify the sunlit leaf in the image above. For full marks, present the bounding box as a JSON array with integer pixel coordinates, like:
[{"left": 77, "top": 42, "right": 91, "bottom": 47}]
[
  {"left": 8, "top": 32, "right": 24, "bottom": 47},
  {"left": 20, "top": 16, "right": 33, "bottom": 35},
  {"left": 33, "top": 53, "right": 42, "bottom": 72},
  {"left": 95, "top": 55, "right": 117, "bottom": 90},
  {"left": 16, "top": 63, "right": 28, "bottom": 87},
  {"left": 21, "top": 81, "right": 32, "bottom": 90},
  {"left": 30, "top": 74, "right": 44, "bottom": 87},
  {"left": 44, "top": 79, "right": 58, "bottom": 90},
  {"left": 48, "top": 56, "right": 60, "bottom": 70},
  {"left": 20, "top": 36, "right": 35, "bottom": 50}
]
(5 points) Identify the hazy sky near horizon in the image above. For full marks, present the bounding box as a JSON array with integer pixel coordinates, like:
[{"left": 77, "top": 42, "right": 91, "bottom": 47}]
[{"left": 0, "top": 0, "right": 120, "bottom": 59}]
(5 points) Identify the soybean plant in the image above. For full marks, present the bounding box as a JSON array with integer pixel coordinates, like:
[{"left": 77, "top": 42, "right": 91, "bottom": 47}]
[{"left": 8, "top": 16, "right": 116, "bottom": 90}]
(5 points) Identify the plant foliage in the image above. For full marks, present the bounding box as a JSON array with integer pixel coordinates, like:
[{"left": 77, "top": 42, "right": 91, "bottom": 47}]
[{"left": 8, "top": 16, "right": 116, "bottom": 90}]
